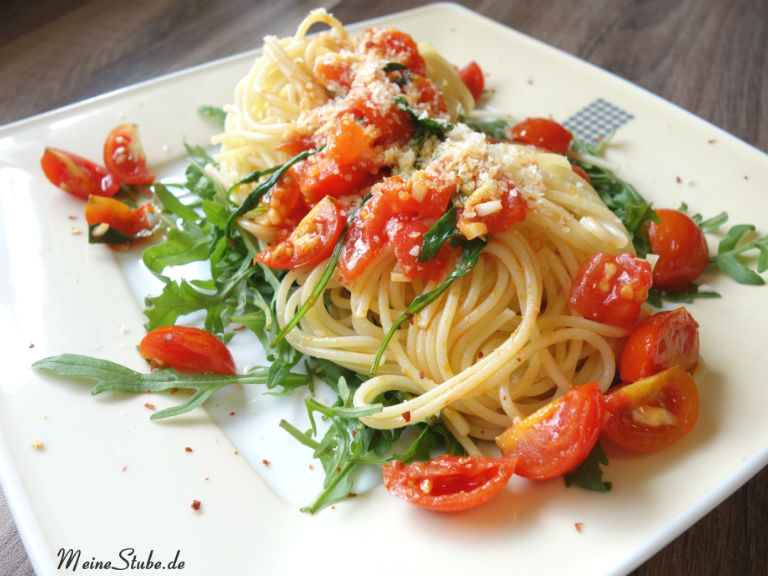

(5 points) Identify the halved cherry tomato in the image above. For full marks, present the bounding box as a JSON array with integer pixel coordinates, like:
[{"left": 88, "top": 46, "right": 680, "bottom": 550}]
[
  {"left": 619, "top": 307, "right": 700, "bottom": 382},
  {"left": 603, "top": 366, "right": 699, "bottom": 452},
  {"left": 495, "top": 382, "right": 606, "bottom": 480},
  {"left": 255, "top": 195, "right": 345, "bottom": 270},
  {"left": 568, "top": 252, "right": 653, "bottom": 330},
  {"left": 40, "top": 147, "right": 120, "bottom": 200},
  {"left": 511, "top": 117, "right": 573, "bottom": 156},
  {"left": 457, "top": 61, "right": 484, "bottom": 102},
  {"left": 382, "top": 454, "right": 515, "bottom": 512},
  {"left": 84, "top": 195, "right": 154, "bottom": 237},
  {"left": 139, "top": 325, "right": 236, "bottom": 375},
  {"left": 648, "top": 208, "right": 709, "bottom": 291},
  {"left": 103, "top": 123, "right": 155, "bottom": 185}
]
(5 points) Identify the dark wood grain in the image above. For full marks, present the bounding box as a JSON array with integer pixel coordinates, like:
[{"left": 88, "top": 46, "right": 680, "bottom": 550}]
[{"left": 1, "top": 1, "right": 766, "bottom": 575}]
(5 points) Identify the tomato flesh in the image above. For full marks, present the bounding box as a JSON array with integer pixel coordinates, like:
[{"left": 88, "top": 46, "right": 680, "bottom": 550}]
[
  {"left": 139, "top": 326, "right": 236, "bottom": 375},
  {"left": 255, "top": 195, "right": 345, "bottom": 270},
  {"left": 568, "top": 252, "right": 653, "bottom": 330},
  {"left": 457, "top": 61, "right": 484, "bottom": 101},
  {"left": 362, "top": 27, "right": 427, "bottom": 76},
  {"left": 495, "top": 382, "right": 606, "bottom": 480},
  {"left": 103, "top": 123, "right": 155, "bottom": 185},
  {"left": 85, "top": 195, "right": 154, "bottom": 237},
  {"left": 382, "top": 454, "right": 515, "bottom": 512},
  {"left": 619, "top": 307, "right": 699, "bottom": 383},
  {"left": 648, "top": 209, "right": 709, "bottom": 291},
  {"left": 603, "top": 366, "right": 699, "bottom": 452},
  {"left": 41, "top": 147, "right": 120, "bottom": 200},
  {"left": 386, "top": 216, "right": 460, "bottom": 281},
  {"left": 338, "top": 173, "right": 455, "bottom": 284},
  {"left": 511, "top": 117, "right": 573, "bottom": 156}
]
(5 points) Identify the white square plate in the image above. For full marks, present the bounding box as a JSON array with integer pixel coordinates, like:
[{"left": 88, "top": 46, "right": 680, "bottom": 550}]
[{"left": 2, "top": 4, "right": 767, "bottom": 575}]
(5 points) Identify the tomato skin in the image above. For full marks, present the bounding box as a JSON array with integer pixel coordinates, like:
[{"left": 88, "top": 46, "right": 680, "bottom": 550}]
[
  {"left": 41, "top": 147, "right": 120, "bottom": 200},
  {"left": 386, "top": 216, "right": 460, "bottom": 281},
  {"left": 619, "top": 307, "right": 700, "bottom": 383},
  {"left": 648, "top": 209, "right": 709, "bottom": 291},
  {"left": 362, "top": 27, "right": 426, "bottom": 76},
  {"left": 571, "top": 164, "right": 592, "bottom": 185},
  {"left": 603, "top": 366, "right": 699, "bottom": 452},
  {"left": 139, "top": 326, "right": 236, "bottom": 375},
  {"left": 457, "top": 61, "right": 484, "bottom": 101},
  {"left": 103, "top": 123, "right": 155, "bottom": 185},
  {"left": 568, "top": 252, "right": 653, "bottom": 330},
  {"left": 382, "top": 454, "right": 515, "bottom": 512},
  {"left": 495, "top": 382, "right": 606, "bottom": 480},
  {"left": 255, "top": 195, "right": 345, "bottom": 270},
  {"left": 511, "top": 117, "right": 573, "bottom": 156},
  {"left": 84, "top": 195, "right": 154, "bottom": 237}
]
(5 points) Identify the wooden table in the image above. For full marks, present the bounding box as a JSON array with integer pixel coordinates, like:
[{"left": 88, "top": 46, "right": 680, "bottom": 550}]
[{"left": 1, "top": 1, "right": 766, "bottom": 574}]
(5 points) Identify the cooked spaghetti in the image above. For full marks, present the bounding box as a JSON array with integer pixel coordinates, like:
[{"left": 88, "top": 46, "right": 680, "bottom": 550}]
[{"left": 210, "top": 9, "right": 633, "bottom": 455}]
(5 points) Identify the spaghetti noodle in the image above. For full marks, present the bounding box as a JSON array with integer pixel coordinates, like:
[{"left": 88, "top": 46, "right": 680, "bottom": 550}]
[{"left": 212, "top": 9, "right": 634, "bottom": 455}]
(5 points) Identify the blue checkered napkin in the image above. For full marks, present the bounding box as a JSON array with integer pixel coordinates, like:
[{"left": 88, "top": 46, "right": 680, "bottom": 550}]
[{"left": 563, "top": 98, "right": 634, "bottom": 142}]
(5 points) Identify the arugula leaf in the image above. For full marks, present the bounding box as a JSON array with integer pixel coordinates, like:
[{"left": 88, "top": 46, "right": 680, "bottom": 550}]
[
  {"left": 32, "top": 354, "right": 307, "bottom": 420},
  {"left": 88, "top": 224, "right": 153, "bottom": 245},
  {"left": 225, "top": 148, "right": 318, "bottom": 236},
  {"left": 395, "top": 96, "right": 452, "bottom": 144},
  {"left": 713, "top": 224, "right": 768, "bottom": 285},
  {"left": 458, "top": 115, "right": 511, "bottom": 140},
  {"left": 418, "top": 205, "right": 459, "bottom": 262},
  {"left": 646, "top": 286, "right": 721, "bottom": 307},
  {"left": 371, "top": 237, "right": 487, "bottom": 375},
  {"left": 564, "top": 442, "right": 612, "bottom": 491},
  {"left": 197, "top": 105, "right": 227, "bottom": 127},
  {"left": 572, "top": 156, "right": 658, "bottom": 257}
]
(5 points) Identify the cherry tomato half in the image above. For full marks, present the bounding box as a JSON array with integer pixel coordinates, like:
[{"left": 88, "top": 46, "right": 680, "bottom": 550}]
[
  {"left": 103, "top": 123, "right": 155, "bottom": 185},
  {"left": 648, "top": 208, "right": 709, "bottom": 291},
  {"left": 457, "top": 61, "right": 485, "bottom": 102},
  {"left": 139, "top": 326, "right": 236, "bottom": 375},
  {"left": 603, "top": 366, "right": 699, "bottom": 453},
  {"left": 568, "top": 252, "right": 653, "bottom": 330},
  {"left": 619, "top": 307, "right": 700, "bottom": 383},
  {"left": 382, "top": 454, "right": 515, "bottom": 512},
  {"left": 40, "top": 147, "right": 120, "bottom": 200},
  {"left": 511, "top": 117, "right": 573, "bottom": 156},
  {"left": 495, "top": 382, "right": 606, "bottom": 480},
  {"left": 85, "top": 195, "right": 154, "bottom": 238},
  {"left": 255, "top": 195, "right": 345, "bottom": 270}
]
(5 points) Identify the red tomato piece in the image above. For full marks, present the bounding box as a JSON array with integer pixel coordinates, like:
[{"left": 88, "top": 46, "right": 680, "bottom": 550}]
[
  {"left": 457, "top": 179, "right": 527, "bottom": 236},
  {"left": 290, "top": 114, "right": 377, "bottom": 205},
  {"left": 40, "top": 147, "right": 120, "bottom": 200},
  {"left": 569, "top": 252, "right": 653, "bottom": 330},
  {"left": 648, "top": 208, "right": 709, "bottom": 291},
  {"left": 457, "top": 61, "right": 484, "bottom": 101},
  {"left": 618, "top": 307, "right": 700, "bottom": 382},
  {"left": 103, "top": 123, "right": 155, "bottom": 185},
  {"left": 386, "top": 216, "right": 460, "bottom": 281},
  {"left": 511, "top": 117, "right": 573, "bottom": 156},
  {"left": 495, "top": 382, "right": 606, "bottom": 480},
  {"left": 571, "top": 164, "right": 592, "bottom": 185},
  {"left": 337, "top": 173, "right": 456, "bottom": 284},
  {"left": 84, "top": 195, "right": 154, "bottom": 237},
  {"left": 139, "top": 326, "right": 236, "bottom": 375},
  {"left": 382, "top": 454, "right": 515, "bottom": 512},
  {"left": 603, "top": 366, "right": 699, "bottom": 452},
  {"left": 255, "top": 195, "right": 345, "bottom": 270},
  {"left": 362, "top": 27, "right": 426, "bottom": 76}
]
